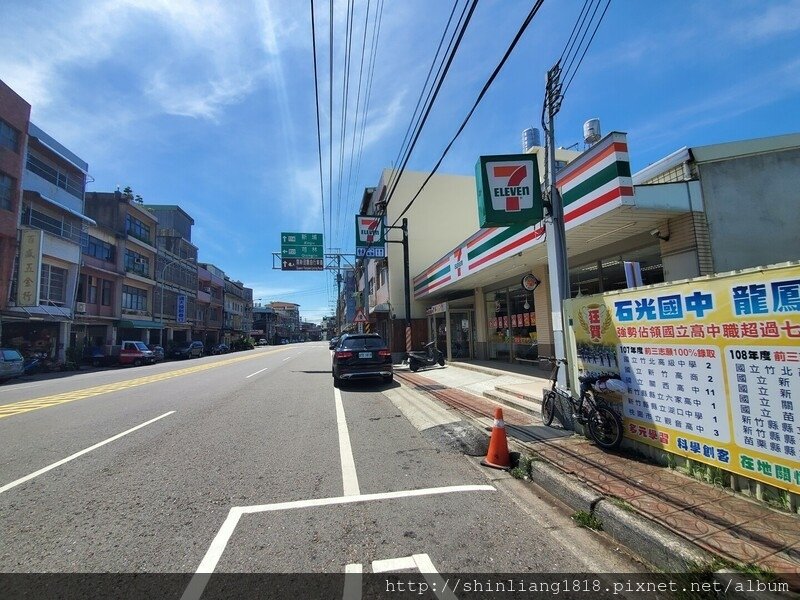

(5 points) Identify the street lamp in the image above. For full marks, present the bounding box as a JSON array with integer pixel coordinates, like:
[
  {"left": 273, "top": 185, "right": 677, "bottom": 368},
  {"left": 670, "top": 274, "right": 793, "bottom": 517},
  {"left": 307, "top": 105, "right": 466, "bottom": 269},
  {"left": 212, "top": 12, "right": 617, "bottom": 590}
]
[{"left": 159, "top": 256, "right": 195, "bottom": 347}]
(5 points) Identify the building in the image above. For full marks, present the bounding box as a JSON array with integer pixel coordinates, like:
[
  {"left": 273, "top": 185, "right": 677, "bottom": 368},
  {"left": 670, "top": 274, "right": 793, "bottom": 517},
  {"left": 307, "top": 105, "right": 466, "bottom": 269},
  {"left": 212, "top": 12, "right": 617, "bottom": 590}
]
[
  {"left": 410, "top": 130, "right": 800, "bottom": 366},
  {"left": 223, "top": 277, "right": 246, "bottom": 344},
  {"left": 197, "top": 262, "right": 225, "bottom": 346},
  {"left": 2, "top": 122, "right": 94, "bottom": 362},
  {"left": 0, "top": 80, "right": 30, "bottom": 322},
  {"left": 252, "top": 304, "right": 277, "bottom": 343},
  {"left": 270, "top": 301, "right": 300, "bottom": 343},
  {"left": 82, "top": 191, "right": 161, "bottom": 345},
  {"left": 145, "top": 205, "right": 199, "bottom": 346}
]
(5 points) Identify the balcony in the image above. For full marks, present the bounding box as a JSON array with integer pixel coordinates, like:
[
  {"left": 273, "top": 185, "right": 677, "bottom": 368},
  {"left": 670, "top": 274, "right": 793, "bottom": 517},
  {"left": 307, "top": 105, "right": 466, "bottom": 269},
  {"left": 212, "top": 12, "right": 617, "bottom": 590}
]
[{"left": 23, "top": 208, "right": 86, "bottom": 246}]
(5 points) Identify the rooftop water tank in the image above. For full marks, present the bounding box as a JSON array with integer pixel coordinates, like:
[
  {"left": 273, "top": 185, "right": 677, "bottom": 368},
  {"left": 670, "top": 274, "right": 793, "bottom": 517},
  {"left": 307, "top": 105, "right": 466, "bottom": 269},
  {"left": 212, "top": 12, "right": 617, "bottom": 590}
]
[
  {"left": 583, "top": 118, "right": 601, "bottom": 145},
  {"left": 522, "top": 127, "right": 541, "bottom": 152}
]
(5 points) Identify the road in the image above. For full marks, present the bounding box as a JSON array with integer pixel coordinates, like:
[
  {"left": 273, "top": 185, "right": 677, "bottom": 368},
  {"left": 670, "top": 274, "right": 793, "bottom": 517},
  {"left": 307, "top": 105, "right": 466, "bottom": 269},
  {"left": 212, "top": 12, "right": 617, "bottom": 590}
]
[{"left": 1, "top": 342, "right": 657, "bottom": 598}]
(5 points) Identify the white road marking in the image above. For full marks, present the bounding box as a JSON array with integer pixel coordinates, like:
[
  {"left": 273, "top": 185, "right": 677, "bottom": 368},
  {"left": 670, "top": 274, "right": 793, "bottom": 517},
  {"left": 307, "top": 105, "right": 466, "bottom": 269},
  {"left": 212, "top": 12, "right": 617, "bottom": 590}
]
[
  {"left": 0, "top": 411, "right": 175, "bottom": 495},
  {"left": 334, "top": 387, "right": 360, "bottom": 496},
  {"left": 413, "top": 554, "right": 458, "bottom": 600},
  {"left": 343, "top": 564, "right": 363, "bottom": 600},
  {"left": 372, "top": 556, "right": 416, "bottom": 572},
  {"left": 282, "top": 356, "right": 294, "bottom": 362},
  {"left": 182, "top": 485, "right": 495, "bottom": 600},
  {"left": 245, "top": 367, "right": 269, "bottom": 378}
]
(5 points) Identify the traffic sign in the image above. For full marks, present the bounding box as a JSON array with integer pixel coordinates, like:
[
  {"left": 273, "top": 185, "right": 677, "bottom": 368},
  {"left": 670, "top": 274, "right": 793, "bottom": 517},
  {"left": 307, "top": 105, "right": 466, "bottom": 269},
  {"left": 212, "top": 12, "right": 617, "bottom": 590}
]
[
  {"left": 281, "top": 232, "right": 323, "bottom": 271},
  {"left": 353, "top": 308, "right": 368, "bottom": 323},
  {"left": 282, "top": 258, "right": 324, "bottom": 271}
]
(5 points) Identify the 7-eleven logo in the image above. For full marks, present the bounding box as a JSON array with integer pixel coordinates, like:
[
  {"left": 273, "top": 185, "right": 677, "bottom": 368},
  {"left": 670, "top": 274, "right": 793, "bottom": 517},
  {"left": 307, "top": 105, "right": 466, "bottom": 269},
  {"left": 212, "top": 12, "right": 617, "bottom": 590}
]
[
  {"left": 487, "top": 160, "right": 535, "bottom": 213},
  {"left": 358, "top": 217, "right": 382, "bottom": 243}
]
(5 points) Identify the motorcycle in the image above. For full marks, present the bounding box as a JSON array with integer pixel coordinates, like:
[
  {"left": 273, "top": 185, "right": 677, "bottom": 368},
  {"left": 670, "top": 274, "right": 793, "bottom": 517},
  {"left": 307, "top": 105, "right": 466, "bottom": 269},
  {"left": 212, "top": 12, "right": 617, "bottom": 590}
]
[{"left": 406, "top": 341, "right": 445, "bottom": 372}]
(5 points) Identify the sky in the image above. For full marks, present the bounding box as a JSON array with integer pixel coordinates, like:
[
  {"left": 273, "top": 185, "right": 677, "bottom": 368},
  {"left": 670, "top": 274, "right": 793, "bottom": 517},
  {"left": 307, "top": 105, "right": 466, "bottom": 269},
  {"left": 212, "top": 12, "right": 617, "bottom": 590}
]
[{"left": 2, "top": 0, "right": 799, "bottom": 323}]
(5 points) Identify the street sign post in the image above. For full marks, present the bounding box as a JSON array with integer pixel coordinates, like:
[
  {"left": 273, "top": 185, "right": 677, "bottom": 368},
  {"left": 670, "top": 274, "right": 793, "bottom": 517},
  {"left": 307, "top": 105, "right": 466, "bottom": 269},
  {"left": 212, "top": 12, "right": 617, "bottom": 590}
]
[{"left": 281, "top": 233, "right": 324, "bottom": 271}]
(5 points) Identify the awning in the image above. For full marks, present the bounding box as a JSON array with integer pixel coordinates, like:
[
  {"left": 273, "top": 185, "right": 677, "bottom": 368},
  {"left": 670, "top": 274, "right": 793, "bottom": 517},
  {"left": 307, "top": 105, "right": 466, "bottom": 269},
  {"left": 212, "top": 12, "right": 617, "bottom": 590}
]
[
  {"left": 118, "top": 319, "right": 164, "bottom": 329},
  {"left": 29, "top": 191, "right": 97, "bottom": 225}
]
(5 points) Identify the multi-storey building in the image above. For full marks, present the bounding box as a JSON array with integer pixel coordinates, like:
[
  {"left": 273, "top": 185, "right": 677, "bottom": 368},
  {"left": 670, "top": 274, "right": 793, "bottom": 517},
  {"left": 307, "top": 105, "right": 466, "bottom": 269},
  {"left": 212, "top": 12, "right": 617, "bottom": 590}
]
[
  {"left": 2, "top": 122, "right": 94, "bottom": 362},
  {"left": 145, "top": 205, "right": 199, "bottom": 346},
  {"left": 270, "top": 301, "right": 300, "bottom": 343},
  {"left": 196, "top": 262, "right": 224, "bottom": 346},
  {"left": 241, "top": 286, "right": 254, "bottom": 340},
  {"left": 82, "top": 191, "right": 160, "bottom": 345},
  {"left": 252, "top": 304, "right": 277, "bottom": 343},
  {"left": 0, "top": 80, "right": 30, "bottom": 324},
  {"left": 223, "top": 277, "right": 246, "bottom": 344}
]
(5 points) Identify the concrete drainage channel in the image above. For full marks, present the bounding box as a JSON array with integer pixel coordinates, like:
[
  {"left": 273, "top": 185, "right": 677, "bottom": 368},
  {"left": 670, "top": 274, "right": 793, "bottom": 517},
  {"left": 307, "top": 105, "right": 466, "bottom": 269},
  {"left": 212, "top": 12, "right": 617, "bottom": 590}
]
[{"left": 392, "top": 381, "right": 791, "bottom": 598}]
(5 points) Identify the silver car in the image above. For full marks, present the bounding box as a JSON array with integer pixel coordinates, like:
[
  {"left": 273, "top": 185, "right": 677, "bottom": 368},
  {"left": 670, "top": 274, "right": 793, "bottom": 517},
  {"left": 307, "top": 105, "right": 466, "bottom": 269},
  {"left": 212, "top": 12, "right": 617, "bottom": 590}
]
[{"left": 0, "top": 348, "right": 24, "bottom": 383}]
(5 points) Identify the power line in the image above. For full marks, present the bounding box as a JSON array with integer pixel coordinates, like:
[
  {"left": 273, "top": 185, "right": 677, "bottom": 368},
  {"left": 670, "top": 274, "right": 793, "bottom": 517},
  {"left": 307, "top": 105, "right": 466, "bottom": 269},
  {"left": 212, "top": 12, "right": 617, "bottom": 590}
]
[
  {"left": 335, "top": 0, "right": 356, "bottom": 248},
  {"left": 310, "top": 0, "right": 326, "bottom": 255},
  {"left": 559, "top": 0, "right": 595, "bottom": 70},
  {"left": 562, "top": 0, "right": 611, "bottom": 97},
  {"left": 390, "top": 0, "right": 547, "bottom": 225},
  {"left": 381, "top": 0, "right": 480, "bottom": 214},
  {"left": 383, "top": 0, "right": 465, "bottom": 201},
  {"left": 561, "top": 0, "right": 602, "bottom": 85},
  {"left": 328, "top": 0, "right": 334, "bottom": 251}
]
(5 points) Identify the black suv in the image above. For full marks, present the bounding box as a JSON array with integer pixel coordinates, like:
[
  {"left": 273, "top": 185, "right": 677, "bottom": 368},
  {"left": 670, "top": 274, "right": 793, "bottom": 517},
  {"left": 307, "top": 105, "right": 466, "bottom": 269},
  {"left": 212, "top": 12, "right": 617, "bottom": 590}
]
[
  {"left": 331, "top": 334, "right": 393, "bottom": 386},
  {"left": 171, "top": 341, "right": 204, "bottom": 359}
]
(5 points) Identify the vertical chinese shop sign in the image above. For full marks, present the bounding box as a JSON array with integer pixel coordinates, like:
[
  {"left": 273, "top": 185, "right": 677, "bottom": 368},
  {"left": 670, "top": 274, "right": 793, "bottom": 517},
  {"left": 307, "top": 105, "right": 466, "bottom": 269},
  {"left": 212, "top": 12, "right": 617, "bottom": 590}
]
[
  {"left": 17, "top": 229, "right": 43, "bottom": 307},
  {"left": 564, "top": 263, "right": 800, "bottom": 493}
]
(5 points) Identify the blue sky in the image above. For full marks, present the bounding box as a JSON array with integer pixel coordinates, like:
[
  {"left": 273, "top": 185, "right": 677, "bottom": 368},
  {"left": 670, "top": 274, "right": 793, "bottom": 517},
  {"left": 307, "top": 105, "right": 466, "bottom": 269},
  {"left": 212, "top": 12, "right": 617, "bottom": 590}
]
[{"left": 2, "top": 0, "right": 799, "bottom": 323}]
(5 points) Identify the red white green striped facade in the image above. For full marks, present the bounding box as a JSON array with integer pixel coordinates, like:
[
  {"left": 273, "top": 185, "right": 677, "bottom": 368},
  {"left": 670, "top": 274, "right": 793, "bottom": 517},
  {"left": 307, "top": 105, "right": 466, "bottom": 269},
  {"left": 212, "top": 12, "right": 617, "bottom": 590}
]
[{"left": 413, "top": 132, "right": 634, "bottom": 300}]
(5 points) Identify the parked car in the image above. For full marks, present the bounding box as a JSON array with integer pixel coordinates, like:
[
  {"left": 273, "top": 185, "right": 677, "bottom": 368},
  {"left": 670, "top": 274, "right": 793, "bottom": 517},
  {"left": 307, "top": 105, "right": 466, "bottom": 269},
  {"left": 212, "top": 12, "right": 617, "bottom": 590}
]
[
  {"left": 328, "top": 336, "right": 340, "bottom": 350},
  {"left": 331, "top": 333, "right": 393, "bottom": 387},
  {"left": 148, "top": 345, "right": 165, "bottom": 362},
  {"left": 0, "top": 348, "right": 25, "bottom": 383},
  {"left": 209, "top": 343, "right": 229, "bottom": 355},
  {"left": 256, "top": 339, "right": 268, "bottom": 346},
  {"left": 119, "top": 341, "right": 156, "bottom": 366},
  {"left": 171, "top": 341, "right": 204, "bottom": 359}
]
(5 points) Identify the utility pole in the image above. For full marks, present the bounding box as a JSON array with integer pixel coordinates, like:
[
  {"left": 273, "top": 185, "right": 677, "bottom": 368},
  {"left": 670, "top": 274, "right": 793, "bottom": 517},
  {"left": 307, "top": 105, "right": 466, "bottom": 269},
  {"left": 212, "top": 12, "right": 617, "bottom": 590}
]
[
  {"left": 335, "top": 254, "right": 342, "bottom": 334},
  {"left": 385, "top": 218, "right": 411, "bottom": 353},
  {"left": 543, "top": 63, "right": 570, "bottom": 386}
]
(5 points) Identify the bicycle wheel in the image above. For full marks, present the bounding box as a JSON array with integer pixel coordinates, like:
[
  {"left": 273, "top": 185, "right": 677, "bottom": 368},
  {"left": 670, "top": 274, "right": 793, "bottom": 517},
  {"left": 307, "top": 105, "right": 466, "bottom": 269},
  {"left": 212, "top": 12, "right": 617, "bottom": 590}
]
[
  {"left": 587, "top": 405, "right": 623, "bottom": 449},
  {"left": 541, "top": 391, "right": 556, "bottom": 426}
]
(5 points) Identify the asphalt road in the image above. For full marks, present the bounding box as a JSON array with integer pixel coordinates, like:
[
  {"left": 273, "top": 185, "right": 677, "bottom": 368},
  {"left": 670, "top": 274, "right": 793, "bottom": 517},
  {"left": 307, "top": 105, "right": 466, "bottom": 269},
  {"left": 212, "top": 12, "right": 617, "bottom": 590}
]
[{"left": 1, "top": 342, "right": 658, "bottom": 598}]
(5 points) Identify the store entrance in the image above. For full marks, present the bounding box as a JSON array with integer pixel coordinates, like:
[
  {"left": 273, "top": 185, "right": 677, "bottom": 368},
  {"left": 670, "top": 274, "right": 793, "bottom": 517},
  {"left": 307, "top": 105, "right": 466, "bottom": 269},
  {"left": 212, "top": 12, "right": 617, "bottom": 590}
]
[{"left": 449, "top": 310, "right": 472, "bottom": 359}]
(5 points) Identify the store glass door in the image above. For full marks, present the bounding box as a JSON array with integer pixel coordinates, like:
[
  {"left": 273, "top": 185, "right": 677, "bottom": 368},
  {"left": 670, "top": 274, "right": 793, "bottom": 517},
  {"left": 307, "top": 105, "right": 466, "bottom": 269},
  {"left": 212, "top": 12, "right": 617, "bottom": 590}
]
[{"left": 449, "top": 311, "right": 472, "bottom": 359}]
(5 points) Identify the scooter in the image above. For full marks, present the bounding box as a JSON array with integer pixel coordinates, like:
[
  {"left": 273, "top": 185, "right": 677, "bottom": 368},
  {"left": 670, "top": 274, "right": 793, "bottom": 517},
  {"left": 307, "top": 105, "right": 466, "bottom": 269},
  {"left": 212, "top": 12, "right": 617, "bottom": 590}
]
[{"left": 407, "top": 341, "right": 445, "bottom": 372}]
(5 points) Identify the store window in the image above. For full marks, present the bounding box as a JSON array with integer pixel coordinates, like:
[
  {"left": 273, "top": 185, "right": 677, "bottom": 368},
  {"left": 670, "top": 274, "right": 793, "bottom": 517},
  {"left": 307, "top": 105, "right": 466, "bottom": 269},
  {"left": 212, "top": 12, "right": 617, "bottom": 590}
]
[
  {"left": 570, "top": 244, "right": 664, "bottom": 297},
  {"left": 485, "top": 286, "right": 537, "bottom": 362},
  {"left": 40, "top": 264, "right": 67, "bottom": 305}
]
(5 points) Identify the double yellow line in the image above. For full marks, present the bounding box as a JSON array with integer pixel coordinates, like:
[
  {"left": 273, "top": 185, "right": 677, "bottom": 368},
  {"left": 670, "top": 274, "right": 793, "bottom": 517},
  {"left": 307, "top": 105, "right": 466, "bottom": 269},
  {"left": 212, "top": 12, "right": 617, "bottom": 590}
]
[{"left": 0, "top": 348, "right": 287, "bottom": 421}]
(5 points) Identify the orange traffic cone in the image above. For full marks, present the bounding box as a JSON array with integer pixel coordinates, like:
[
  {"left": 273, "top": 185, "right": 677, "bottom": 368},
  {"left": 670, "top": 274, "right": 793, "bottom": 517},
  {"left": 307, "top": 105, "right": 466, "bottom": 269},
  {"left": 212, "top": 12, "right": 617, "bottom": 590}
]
[{"left": 481, "top": 407, "right": 511, "bottom": 470}]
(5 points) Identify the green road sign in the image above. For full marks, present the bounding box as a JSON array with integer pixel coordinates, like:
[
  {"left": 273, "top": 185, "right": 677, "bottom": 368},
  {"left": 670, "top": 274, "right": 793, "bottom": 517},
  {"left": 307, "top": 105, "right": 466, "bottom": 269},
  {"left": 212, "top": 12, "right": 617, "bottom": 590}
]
[
  {"left": 281, "top": 245, "right": 323, "bottom": 258},
  {"left": 281, "top": 232, "right": 323, "bottom": 247}
]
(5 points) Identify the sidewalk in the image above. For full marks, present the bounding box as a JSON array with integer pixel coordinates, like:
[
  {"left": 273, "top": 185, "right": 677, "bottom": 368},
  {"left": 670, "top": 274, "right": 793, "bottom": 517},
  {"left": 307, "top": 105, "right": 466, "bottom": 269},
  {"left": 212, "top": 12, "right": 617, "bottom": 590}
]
[{"left": 395, "top": 360, "right": 800, "bottom": 590}]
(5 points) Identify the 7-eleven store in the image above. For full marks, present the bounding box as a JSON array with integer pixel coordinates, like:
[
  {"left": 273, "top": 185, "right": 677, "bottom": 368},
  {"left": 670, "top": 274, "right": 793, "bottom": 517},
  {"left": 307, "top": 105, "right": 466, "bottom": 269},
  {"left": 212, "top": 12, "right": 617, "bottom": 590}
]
[{"left": 413, "top": 132, "right": 693, "bottom": 365}]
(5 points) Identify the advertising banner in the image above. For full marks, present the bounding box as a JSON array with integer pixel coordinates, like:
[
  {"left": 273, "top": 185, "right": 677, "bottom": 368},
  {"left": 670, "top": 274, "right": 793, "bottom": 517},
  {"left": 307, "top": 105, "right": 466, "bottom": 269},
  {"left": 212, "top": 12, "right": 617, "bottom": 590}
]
[
  {"left": 564, "top": 263, "right": 800, "bottom": 493},
  {"left": 17, "top": 229, "right": 43, "bottom": 307}
]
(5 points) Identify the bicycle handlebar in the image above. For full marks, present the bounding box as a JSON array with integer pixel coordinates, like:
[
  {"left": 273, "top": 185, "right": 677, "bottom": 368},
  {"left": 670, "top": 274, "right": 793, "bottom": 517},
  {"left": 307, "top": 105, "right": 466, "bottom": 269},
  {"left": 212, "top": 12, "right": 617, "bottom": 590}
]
[{"left": 540, "top": 356, "right": 568, "bottom": 365}]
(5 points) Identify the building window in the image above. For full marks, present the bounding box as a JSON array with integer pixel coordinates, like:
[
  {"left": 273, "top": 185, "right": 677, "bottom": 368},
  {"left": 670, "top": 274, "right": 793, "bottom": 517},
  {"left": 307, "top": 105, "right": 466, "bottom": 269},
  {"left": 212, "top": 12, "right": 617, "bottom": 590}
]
[
  {"left": 88, "top": 277, "right": 98, "bottom": 304},
  {"left": 0, "top": 172, "right": 13, "bottom": 211},
  {"left": 122, "top": 285, "right": 147, "bottom": 311},
  {"left": 125, "top": 248, "right": 150, "bottom": 277},
  {"left": 25, "top": 151, "right": 85, "bottom": 199},
  {"left": 379, "top": 266, "right": 388, "bottom": 288},
  {"left": 0, "top": 119, "right": 20, "bottom": 152},
  {"left": 82, "top": 235, "right": 115, "bottom": 262},
  {"left": 23, "top": 206, "right": 85, "bottom": 245},
  {"left": 40, "top": 264, "right": 67, "bottom": 305},
  {"left": 101, "top": 280, "right": 112, "bottom": 306},
  {"left": 569, "top": 244, "right": 664, "bottom": 297},
  {"left": 125, "top": 214, "right": 151, "bottom": 244}
]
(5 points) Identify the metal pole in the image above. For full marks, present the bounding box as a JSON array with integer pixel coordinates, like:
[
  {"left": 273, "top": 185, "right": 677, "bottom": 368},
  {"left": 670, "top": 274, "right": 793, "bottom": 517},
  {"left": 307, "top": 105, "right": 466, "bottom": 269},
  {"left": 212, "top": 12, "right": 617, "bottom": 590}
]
[
  {"left": 335, "top": 254, "right": 342, "bottom": 334},
  {"left": 402, "top": 218, "right": 411, "bottom": 353},
  {"left": 544, "top": 64, "right": 570, "bottom": 386},
  {"left": 159, "top": 261, "right": 166, "bottom": 347}
]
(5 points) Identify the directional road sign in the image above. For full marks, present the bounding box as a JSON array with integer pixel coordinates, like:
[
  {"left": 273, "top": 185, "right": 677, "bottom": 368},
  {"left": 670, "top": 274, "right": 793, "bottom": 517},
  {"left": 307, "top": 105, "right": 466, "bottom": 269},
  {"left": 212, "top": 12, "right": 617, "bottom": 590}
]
[{"left": 281, "top": 232, "right": 323, "bottom": 271}]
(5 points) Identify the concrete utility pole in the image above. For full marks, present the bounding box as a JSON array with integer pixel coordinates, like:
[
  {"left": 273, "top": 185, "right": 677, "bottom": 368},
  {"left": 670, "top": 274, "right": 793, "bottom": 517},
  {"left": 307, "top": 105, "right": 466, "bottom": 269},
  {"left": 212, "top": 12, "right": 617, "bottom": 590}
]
[
  {"left": 543, "top": 63, "right": 570, "bottom": 386},
  {"left": 335, "top": 254, "right": 342, "bottom": 334},
  {"left": 386, "top": 218, "right": 411, "bottom": 352}
]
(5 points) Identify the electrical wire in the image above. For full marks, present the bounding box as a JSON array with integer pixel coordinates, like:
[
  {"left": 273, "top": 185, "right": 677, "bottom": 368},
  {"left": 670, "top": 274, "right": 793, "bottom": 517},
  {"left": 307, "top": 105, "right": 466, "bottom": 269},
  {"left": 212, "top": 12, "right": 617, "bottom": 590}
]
[
  {"left": 381, "top": 0, "right": 479, "bottom": 215},
  {"left": 328, "top": 0, "right": 334, "bottom": 250},
  {"left": 562, "top": 0, "right": 611, "bottom": 97},
  {"left": 335, "top": 0, "right": 355, "bottom": 248},
  {"left": 310, "top": 0, "right": 326, "bottom": 254},
  {"left": 389, "top": 0, "right": 546, "bottom": 225}
]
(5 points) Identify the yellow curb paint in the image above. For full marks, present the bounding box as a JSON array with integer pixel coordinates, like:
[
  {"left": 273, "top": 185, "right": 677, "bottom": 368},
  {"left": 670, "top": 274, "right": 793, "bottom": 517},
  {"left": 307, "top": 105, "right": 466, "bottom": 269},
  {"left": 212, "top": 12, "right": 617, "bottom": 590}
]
[{"left": 0, "top": 349, "right": 287, "bottom": 421}]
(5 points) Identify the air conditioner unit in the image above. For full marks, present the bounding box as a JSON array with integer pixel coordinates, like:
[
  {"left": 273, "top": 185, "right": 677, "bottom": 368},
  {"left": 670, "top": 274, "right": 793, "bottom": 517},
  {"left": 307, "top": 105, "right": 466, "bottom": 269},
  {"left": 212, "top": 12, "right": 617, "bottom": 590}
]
[
  {"left": 76, "top": 302, "right": 87, "bottom": 313},
  {"left": 134, "top": 257, "right": 147, "bottom": 265}
]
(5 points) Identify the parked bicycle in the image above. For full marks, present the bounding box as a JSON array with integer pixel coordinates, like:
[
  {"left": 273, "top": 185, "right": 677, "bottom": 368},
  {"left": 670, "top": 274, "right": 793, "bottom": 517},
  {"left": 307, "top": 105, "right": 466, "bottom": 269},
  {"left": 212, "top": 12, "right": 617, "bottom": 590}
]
[{"left": 540, "top": 356, "right": 624, "bottom": 450}]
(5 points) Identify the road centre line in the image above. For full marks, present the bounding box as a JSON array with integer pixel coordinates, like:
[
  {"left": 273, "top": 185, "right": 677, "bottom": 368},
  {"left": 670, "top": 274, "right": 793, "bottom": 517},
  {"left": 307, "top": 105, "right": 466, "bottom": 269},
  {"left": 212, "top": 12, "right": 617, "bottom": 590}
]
[
  {"left": 334, "top": 387, "right": 360, "bottom": 496},
  {"left": 245, "top": 367, "right": 269, "bottom": 378},
  {"left": 0, "top": 348, "right": 288, "bottom": 421},
  {"left": 181, "top": 485, "right": 495, "bottom": 600},
  {"left": 0, "top": 411, "right": 175, "bottom": 495}
]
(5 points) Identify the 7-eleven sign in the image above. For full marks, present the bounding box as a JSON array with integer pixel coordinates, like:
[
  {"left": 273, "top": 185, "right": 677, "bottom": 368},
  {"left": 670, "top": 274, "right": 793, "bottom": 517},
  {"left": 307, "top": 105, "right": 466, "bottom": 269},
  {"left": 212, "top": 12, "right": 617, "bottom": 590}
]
[
  {"left": 475, "top": 154, "right": 542, "bottom": 227},
  {"left": 355, "top": 215, "right": 386, "bottom": 258}
]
